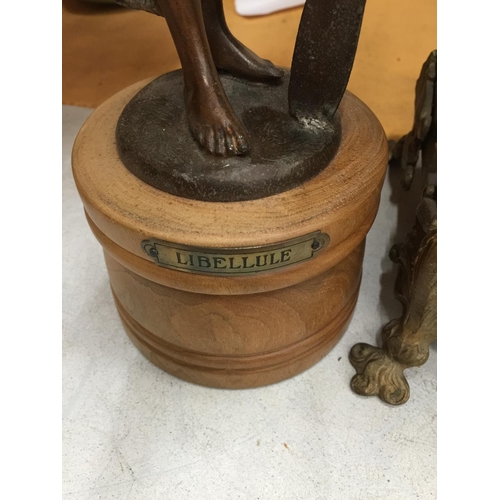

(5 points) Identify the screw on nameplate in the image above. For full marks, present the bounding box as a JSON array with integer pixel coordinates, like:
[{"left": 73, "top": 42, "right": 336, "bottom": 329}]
[{"left": 141, "top": 232, "right": 330, "bottom": 276}]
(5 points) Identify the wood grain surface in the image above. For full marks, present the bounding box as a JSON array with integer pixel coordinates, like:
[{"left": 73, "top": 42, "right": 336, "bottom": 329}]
[
  {"left": 106, "top": 244, "right": 363, "bottom": 387},
  {"left": 72, "top": 79, "right": 388, "bottom": 387},
  {"left": 73, "top": 78, "right": 387, "bottom": 293}
]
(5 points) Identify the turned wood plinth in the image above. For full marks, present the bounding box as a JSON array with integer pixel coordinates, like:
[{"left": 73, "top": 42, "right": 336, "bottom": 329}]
[{"left": 72, "top": 78, "right": 387, "bottom": 388}]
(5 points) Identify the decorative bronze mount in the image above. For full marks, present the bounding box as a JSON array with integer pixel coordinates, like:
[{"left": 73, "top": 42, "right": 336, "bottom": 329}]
[
  {"left": 349, "top": 191, "right": 436, "bottom": 405},
  {"left": 392, "top": 51, "right": 437, "bottom": 191},
  {"left": 349, "top": 51, "right": 437, "bottom": 406}
]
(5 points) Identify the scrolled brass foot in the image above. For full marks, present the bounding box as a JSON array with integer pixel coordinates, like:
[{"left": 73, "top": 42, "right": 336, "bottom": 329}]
[{"left": 349, "top": 343, "right": 410, "bottom": 405}]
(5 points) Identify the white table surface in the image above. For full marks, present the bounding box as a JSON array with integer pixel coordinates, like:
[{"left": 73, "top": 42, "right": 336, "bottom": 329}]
[{"left": 63, "top": 105, "right": 436, "bottom": 500}]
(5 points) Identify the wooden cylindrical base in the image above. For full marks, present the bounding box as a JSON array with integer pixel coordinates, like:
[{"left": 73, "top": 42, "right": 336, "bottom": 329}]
[
  {"left": 105, "top": 242, "right": 363, "bottom": 388},
  {"left": 72, "top": 77, "right": 387, "bottom": 388}
]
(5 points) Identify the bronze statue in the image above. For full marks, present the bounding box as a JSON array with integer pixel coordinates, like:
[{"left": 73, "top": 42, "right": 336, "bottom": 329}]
[
  {"left": 114, "top": 0, "right": 367, "bottom": 201},
  {"left": 72, "top": 0, "right": 389, "bottom": 392},
  {"left": 114, "top": 0, "right": 284, "bottom": 156}
]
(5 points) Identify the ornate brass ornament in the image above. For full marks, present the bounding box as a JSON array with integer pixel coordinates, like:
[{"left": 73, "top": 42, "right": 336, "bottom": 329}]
[
  {"left": 141, "top": 231, "right": 329, "bottom": 276},
  {"left": 392, "top": 50, "right": 437, "bottom": 190},
  {"left": 349, "top": 51, "right": 437, "bottom": 405},
  {"left": 349, "top": 193, "right": 436, "bottom": 405}
]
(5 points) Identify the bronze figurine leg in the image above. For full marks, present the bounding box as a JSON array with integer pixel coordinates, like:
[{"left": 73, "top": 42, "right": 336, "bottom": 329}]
[
  {"left": 201, "top": 0, "right": 284, "bottom": 81},
  {"left": 156, "top": 0, "right": 250, "bottom": 156}
]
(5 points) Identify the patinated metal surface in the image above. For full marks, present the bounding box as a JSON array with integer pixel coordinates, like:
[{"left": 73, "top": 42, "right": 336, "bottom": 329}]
[
  {"left": 141, "top": 231, "right": 329, "bottom": 276},
  {"left": 289, "top": 0, "right": 367, "bottom": 126},
  {"left": 113, "top": 0, "right": 284, "bottom": 157},
  {"left": 114, "top": 0, "right": 366, "bottom": 201},
  {"left": 349, "top": 51, "right": 437, "bottom": 405},
  {"left": 349, "top": 191, "right": 437, "bottom": 406},
  {"left": 116, "top": 71, "right": 341, "bottom": 202},
  {"left": 114, "top": 0, "right": 161, "bottom": 15},
  {"left": 391, "top": 50, "right": 437, "bottom": 190}
]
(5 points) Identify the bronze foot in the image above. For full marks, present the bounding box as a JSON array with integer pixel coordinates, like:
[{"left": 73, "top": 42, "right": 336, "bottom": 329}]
[
  {"left": 209, "top": 33, "right": 284, "bottom": 82},
  {"left": 202, "top": 0, "right": 284, "bottom": 83},
  {"left": 184, "top": 81, "right": 250, "bottom": 156}
]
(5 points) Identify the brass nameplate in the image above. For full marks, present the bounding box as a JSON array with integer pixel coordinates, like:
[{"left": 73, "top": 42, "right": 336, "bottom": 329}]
[{"left": 141, "top": 231, "right": 329, "bottom": 276}]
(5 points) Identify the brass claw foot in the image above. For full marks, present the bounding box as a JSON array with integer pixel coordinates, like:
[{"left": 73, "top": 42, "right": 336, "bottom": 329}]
[
  {"left": 348, "top": 198, "right": 436, "bottom": 406},
  {"left": 349, "top": 343, "right": 410, "bottom": 406}
]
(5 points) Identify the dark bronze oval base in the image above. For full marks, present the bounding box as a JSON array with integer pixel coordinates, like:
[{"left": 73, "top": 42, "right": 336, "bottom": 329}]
[{"left": 116, "top": 70, "right": 341, "bottom": 202}]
